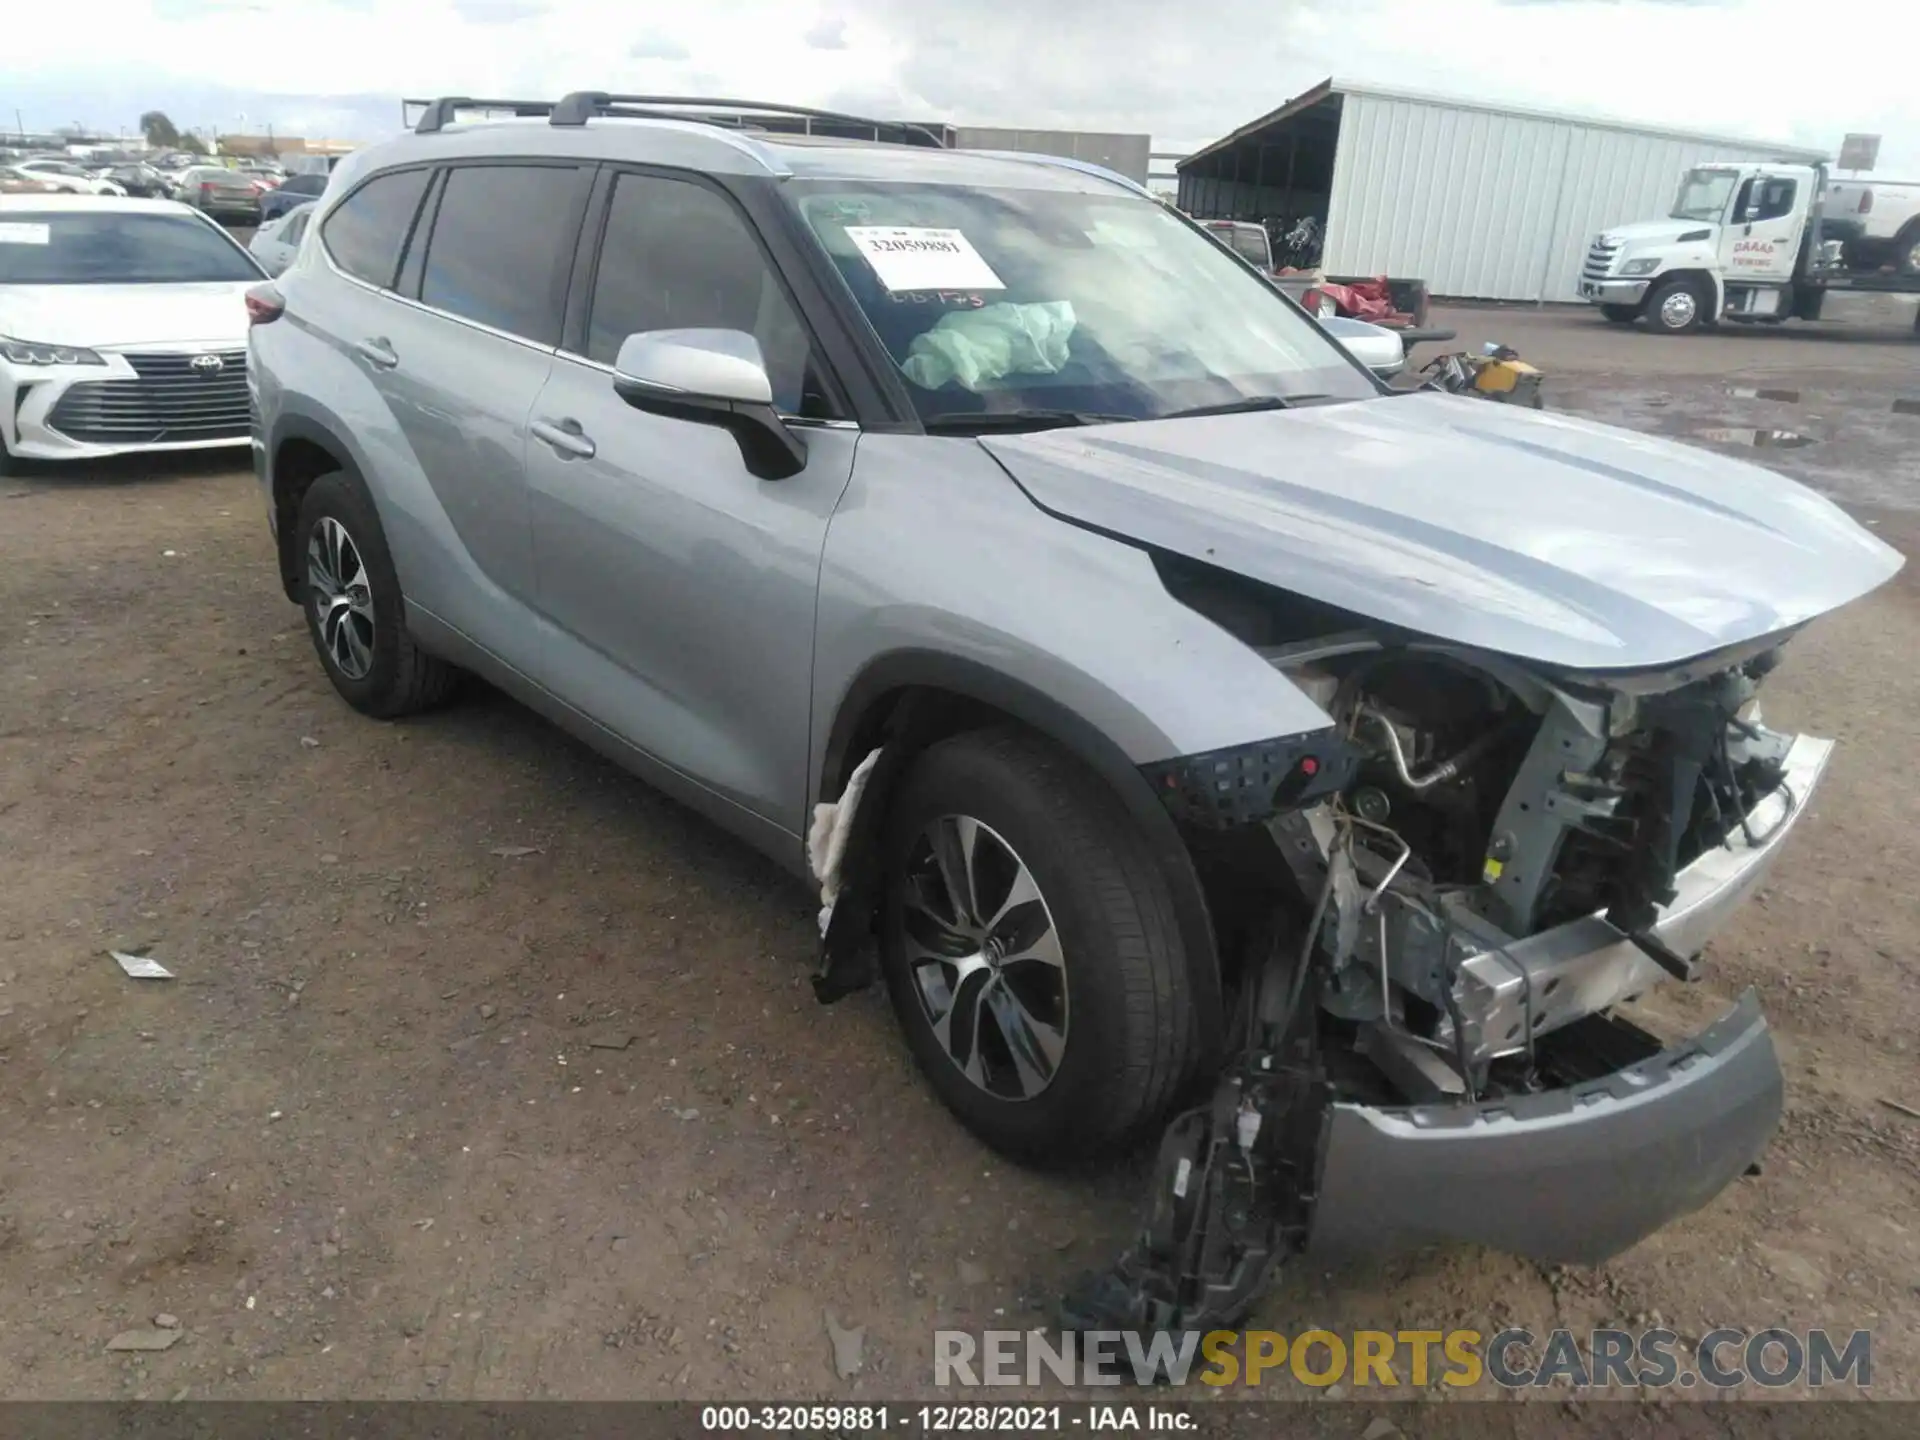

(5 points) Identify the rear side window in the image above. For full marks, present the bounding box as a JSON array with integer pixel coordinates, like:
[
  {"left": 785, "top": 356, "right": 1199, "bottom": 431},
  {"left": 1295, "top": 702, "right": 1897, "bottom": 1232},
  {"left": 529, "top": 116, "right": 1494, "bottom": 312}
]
[
  {"left": 418, "top": 164, "right": 581, "bottom": 345},
  {"left": 321, "top": 167, "right": 431, "bottom": 289}
]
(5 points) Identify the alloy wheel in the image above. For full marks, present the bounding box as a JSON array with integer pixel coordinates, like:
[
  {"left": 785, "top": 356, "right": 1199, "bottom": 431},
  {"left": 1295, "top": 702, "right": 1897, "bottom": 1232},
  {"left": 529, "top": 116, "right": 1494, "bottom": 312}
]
[
  {"left": 899, "top": 815, "right": 1068, "bottom": 1101},
  {"left": 306, "top": 516, "right": 375, "bottom": 681}
]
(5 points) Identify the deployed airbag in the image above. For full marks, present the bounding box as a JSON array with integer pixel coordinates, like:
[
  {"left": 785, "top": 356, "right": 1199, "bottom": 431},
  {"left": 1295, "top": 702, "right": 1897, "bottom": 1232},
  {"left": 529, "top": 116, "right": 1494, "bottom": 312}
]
[{"left": 901, "top": 301, "right": 1077, "bottom": 391}]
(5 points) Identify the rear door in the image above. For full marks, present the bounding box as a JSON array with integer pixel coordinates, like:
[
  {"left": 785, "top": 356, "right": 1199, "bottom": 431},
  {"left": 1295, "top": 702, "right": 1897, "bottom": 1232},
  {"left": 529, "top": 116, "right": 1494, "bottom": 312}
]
[
  {"left": 377, "top": 160, "right": 591, "bottom": 625},
  {"left": 524, "top": 168, "right": 858, "bottom": 830}
]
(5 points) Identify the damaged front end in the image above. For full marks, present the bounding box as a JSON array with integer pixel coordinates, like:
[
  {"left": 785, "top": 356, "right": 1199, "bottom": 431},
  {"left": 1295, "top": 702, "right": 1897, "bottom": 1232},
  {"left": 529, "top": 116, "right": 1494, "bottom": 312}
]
[{"left": 1067, "top": 633, "right": 1816, "bottom": 1333}]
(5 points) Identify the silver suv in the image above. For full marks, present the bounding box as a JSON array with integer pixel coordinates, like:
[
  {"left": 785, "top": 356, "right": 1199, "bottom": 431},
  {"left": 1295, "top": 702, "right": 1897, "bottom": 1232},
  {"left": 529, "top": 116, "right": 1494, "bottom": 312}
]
[{"left": 249, "top": 94, "right": 1902, "bottom": 1326}]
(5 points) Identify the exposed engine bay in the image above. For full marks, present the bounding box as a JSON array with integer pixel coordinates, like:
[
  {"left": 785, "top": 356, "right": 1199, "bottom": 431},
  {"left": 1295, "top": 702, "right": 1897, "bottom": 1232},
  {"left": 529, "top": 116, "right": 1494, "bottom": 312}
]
[{"left": 1066, "top": 577, "right": 1807, "bottom": 1335}]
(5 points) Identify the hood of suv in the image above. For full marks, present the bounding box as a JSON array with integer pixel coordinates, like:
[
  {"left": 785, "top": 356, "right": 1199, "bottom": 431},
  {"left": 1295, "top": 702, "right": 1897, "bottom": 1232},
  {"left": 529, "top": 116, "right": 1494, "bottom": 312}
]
[
  {"left": 980, "top": 392, "right": 1904, "bottom": 672},
  {"left": 0, "top": 281, "right": 254, "bottom": 350}
]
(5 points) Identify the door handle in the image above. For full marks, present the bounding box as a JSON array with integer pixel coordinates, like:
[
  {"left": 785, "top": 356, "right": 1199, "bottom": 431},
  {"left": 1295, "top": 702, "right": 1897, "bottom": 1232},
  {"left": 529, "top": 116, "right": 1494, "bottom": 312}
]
[
  {"left": 354, "top": 337, "right": 398, "bottom": 370},
  {"left": 531, "top": 417, "right": 597, "bottom": 460}
]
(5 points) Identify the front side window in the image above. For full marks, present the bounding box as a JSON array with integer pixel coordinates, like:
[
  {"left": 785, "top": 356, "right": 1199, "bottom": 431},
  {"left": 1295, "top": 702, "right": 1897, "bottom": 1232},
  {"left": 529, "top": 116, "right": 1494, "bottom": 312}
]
[
  {"left": 418, "top": 164, "right": 581, "bottom": 345},
  {"left": 1754, "top": 179, "right": 1797, "bottom": 222},
  {"left": 587, "top": 172, "right": 827, "bottom": 416},
  {"left": 321, "top": 167, "right": 431, "bottom": 289},
  {"left": 0, "top": 211, "right": 262, "bottom": 285},
  {"left": 1671, "top": 169, "right": 1738, "bottom": 222},
  {"left": 282, "top": 209, "right": 311, "bottom": 244},
  {"left": 786, "top": 179, "right": 1373, "bottom": 425}
]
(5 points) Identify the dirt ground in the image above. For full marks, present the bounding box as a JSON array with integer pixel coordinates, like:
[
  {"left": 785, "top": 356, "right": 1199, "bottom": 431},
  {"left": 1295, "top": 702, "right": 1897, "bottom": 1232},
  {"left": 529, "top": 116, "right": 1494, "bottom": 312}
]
[{"left": 1, "top": 297, "right": 1916, "bottom": 1405}]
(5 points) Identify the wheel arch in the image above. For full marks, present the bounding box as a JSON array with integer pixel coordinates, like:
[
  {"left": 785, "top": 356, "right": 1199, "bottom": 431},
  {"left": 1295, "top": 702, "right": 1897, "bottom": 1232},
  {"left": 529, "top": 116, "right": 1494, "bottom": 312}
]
[
  {"left": 1648, "top": 268, "right": 1722, "bottom": 326},
  {"left": 267, "top": 413, "right": 367, "bottom": 601},
  {"left": 816, "top": 649, "right": 1225, "bottom": 1064}
]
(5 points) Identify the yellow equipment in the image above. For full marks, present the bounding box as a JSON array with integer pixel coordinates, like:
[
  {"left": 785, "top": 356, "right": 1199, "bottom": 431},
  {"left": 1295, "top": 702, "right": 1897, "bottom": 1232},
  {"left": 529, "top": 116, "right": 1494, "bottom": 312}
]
[{"left": 1421, "top": 343, "right": 1545, "bottom": 408}]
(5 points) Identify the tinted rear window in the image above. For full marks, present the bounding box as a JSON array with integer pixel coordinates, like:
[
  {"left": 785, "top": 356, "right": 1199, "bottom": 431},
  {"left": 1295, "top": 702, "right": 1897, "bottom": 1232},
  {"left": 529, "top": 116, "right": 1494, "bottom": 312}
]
[
  {"left": 321, "top": 167, "right": 431, "bottom": 289},
  {"left": 286, "top": 174, "right": 327, "bottom": 195},
  {"left": 0, "top": 211, "right": 262, "bottom": 284},
  {"left": 418, "top": 164, "right": 581, "bottom": 344}
]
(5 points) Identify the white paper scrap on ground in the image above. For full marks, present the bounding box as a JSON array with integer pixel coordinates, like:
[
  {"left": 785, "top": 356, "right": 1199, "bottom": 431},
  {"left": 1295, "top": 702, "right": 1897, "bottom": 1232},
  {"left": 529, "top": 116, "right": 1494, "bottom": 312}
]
[
  {"left": 111, "top": 951, "right": 174, "bottom": 980},
  {"left": 0, "top": 223, "right": 51, "bottom": 245},
  {"left": 843, "top": 226, "right": 1005, "bottom": 293}
]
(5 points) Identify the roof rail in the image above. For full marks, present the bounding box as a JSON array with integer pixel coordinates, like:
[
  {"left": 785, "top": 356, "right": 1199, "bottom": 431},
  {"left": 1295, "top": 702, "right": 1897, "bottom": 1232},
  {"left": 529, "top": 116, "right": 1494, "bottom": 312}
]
[
  {"left": 959, "top": 149, "right": 1154, "bottom": 199},
  {"left": 547, "top": 92, "right": 948, "bottom": 149},
  {"left": 404, "top": 97, "right": 557, "bottom": 133}
]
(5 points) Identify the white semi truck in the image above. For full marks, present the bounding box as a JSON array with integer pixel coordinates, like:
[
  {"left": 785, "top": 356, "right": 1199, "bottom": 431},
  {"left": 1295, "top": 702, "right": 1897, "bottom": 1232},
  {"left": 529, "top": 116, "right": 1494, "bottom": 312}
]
[{"left": 1578, "top": 161, "right": 1920, "bottom": 333}]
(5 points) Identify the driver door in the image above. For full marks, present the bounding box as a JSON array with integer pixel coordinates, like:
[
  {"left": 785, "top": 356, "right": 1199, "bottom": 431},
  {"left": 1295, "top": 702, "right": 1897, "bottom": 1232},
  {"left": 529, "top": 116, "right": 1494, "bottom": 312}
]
[
  {"left": 1721, "top": 173, "right": 1804, "bottom": 284},
  {"left": 525, "top": 169, "right": 857, "bottom": 834}
]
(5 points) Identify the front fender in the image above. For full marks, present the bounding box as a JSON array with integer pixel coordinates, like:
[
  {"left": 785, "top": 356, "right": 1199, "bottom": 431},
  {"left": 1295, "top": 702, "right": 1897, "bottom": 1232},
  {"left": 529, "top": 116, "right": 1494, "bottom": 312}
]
[
  {"left": 812, "top": 437, "right": 1344, "bottom": 1057},
  {"left": 811, "top": 436, "right": 1337, "bottom": 810}
]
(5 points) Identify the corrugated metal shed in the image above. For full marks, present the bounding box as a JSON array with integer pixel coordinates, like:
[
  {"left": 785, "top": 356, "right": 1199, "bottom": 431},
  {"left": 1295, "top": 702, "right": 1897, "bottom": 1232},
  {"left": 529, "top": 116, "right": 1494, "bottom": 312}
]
[{"left": 1180, "top": 80, "right": 1827, "bottom": 302}]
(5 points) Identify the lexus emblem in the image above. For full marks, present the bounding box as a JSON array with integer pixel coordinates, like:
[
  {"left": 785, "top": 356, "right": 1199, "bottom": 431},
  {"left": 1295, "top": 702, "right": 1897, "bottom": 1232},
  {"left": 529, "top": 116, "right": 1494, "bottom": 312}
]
[{"left": 190, "top": 354, "right": 225, "bottom": 374}]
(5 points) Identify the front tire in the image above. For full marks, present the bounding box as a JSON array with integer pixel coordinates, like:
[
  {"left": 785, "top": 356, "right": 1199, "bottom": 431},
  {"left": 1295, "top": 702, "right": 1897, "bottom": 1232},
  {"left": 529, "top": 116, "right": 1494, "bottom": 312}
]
[
  {"left": 295, "top": 470, "right": 459, "bottom": 717},
  {"left": 1894, "top": 220, "right": 1920, "bottom": 277},
  {"left": 1644, "top": 277, "right": 1709, "bottom": 334},
  {"left": 878, "top": 727, "right": 1196, "bottom": 1163}
]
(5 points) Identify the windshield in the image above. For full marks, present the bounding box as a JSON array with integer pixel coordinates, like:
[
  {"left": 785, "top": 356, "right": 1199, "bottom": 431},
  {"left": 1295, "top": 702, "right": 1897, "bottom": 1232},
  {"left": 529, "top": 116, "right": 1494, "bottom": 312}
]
[
  {"left": 1671, "top": 169, "right": 1738, "bottom": 222},
  {"left": 0, "top": 211, "right": 263, "bottom": 284},
  {"left": 787, "top": 179, "right": 1374, "bottom": 425}
]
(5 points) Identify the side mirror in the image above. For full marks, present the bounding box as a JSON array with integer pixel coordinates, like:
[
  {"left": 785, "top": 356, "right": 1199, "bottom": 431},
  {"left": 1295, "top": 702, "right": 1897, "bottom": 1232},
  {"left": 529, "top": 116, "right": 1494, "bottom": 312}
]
[
  {"left": 612, "top": 328, "right": 805, "bottom": 481},
  {"left": 1321, "top": 317, "right": 1407, "bottom": 380}
]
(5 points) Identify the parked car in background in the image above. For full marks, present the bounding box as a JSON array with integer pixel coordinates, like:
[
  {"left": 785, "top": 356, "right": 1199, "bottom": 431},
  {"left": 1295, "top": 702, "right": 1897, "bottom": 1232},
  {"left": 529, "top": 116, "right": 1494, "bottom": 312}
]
[
  {"left": 0, "top": 166, "right": 65, "bottom": 195},
  {"left": 247, "top": 202, "right": 312, "bottom": 276},
  {"left": 0, "top": 195, "right": 264, "bottom": 473},
  {"left": 175, "top": 166, "right": 262, "bottom": 222},
  {"left": 13, "top": 159, "right": 126, "bottom": 196},
  {"left": 96, "top": 163, "right": 172, "bottom": 199},
  {"left": 258, "top": 170, "right": 327, "bottom": 222},
  {"left": 237, "top": 161, "right": 285, "bottom": 188}
]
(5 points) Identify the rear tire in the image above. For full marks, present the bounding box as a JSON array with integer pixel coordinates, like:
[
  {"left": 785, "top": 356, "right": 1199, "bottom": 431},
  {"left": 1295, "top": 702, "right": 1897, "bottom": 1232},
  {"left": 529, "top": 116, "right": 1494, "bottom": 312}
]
[
  {"left": 1644, "top": 277, "right": 1709, "bottom": 334},
  {"left": 1599, "top": 304, "right": 1639, "bottom": 324},
  {"left": 1895, "top": 220, "right": 1920, "bottom": 277},
  {"left": 294, "top": 470, "right": 459, "bottom": 718},
  {"left": 878, "top": 727, "right": 1196, "bottom": 1164}
]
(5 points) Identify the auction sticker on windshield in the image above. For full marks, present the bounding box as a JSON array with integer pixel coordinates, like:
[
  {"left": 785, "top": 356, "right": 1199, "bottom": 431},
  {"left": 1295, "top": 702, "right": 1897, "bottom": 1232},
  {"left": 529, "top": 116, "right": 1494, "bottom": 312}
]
[
  {"left": 0, "top": 223, "right": 52, "bottom": 246},
  {"left": 845, "top": 226, "right": 1005, "bottom": 293}
]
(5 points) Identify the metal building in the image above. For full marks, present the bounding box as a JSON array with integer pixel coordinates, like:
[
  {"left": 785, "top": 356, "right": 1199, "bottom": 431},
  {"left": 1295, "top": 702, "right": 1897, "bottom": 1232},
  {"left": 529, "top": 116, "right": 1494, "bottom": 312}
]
[{"left": 1177, "top": 79, "right": 1827, "bottom": 302}]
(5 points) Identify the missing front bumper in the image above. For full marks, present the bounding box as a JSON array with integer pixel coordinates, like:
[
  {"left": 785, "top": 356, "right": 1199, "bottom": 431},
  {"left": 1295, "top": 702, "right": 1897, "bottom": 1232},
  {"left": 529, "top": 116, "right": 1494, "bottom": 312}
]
[
  {"left": 1310, "top": 990, "right": 1782, "bottom": 1265},
  {"left": 1449, "top": 732, "right": 1831, "bottom": 1064}
]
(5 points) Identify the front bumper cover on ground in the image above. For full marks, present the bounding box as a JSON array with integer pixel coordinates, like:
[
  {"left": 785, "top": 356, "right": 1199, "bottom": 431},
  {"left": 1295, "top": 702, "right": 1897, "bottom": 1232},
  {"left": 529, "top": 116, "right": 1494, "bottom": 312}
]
[{"left": 1309, "top": 990, "right": 1781, "bottom": 1264}]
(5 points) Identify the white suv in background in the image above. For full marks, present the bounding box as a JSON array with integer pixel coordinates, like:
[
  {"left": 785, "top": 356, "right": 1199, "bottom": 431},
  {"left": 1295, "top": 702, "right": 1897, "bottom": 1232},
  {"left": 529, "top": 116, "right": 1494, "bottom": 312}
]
[{"left": 0, "top": 196, "right": 264, "bottom": 472}]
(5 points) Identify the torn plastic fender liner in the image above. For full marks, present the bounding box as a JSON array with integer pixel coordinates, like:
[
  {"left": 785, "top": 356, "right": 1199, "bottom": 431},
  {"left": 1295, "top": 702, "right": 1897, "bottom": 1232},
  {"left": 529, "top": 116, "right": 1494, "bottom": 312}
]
[
  {"left": 811, "top": 744, "right": 902, "bottom": 1004},
  {"left": 809, "top": 747, "right": 883, "bottom": 936},
  {"left": 1308, "top": 990, "right": 1783, "bottom": 1266}
]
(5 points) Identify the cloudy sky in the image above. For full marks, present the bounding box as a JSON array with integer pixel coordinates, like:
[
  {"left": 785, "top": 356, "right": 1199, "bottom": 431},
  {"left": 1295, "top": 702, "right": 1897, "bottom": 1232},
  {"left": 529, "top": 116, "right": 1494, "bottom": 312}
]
[{"left": 3, "top": 0, "right": 1912, "bottom": 171}]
